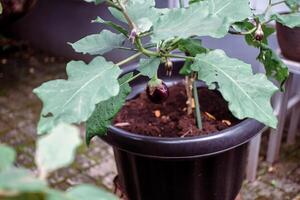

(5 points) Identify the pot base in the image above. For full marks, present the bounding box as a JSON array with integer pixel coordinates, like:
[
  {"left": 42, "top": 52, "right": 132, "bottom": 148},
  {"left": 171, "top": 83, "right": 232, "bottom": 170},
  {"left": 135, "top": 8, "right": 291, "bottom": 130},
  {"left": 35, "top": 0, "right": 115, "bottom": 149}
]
[{"left": 113, "top": 175, "right": 243, "bottom": 200}]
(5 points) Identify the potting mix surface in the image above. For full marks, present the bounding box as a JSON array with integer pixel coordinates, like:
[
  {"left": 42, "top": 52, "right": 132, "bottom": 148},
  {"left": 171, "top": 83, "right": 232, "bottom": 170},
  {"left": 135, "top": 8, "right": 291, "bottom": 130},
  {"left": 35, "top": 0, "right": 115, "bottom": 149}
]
[{"left": 115, "top": 84, "right": 239, "bottom": 137}]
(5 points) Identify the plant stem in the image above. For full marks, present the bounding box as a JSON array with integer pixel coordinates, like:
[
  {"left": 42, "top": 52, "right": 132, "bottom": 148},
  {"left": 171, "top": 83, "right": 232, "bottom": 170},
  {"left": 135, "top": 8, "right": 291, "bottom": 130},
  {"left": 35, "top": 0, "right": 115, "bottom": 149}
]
[
  {"left": 185, "top": 76, "right": 194, "bottom": 115},
  {"left": 193, "top": 80, "right": 202, "bottom": 129},
  {"left": 116, "top": 52, "right": 142, "bottom": 66},
  {"left": 135, "top": 37, "right": 159, "bottom": 57},
  {"left": 271, "top": 1, "right": 285, "bottom": 7},
  {"left": 262, "top": 0, "right": 285, "bottom": 15},
  {"left": 120, "top": 72, "right": 142, "bottom": 86},
  {"left": 116, "top": 0, "right": 136, "bottom": 30},
  {"left": 117, "top": 47, "right": 139, "bottom": 51},
  {"left": 106, "top": 0, "right": 122, "bottom": 11}
]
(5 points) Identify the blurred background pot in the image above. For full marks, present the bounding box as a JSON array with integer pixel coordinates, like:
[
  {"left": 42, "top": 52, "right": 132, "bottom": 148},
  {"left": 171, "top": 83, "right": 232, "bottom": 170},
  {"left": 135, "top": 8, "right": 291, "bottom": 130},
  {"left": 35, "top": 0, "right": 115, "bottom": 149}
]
[
  {"left": 4, "top": 0, "right": 168, "bottom": 62},
  {"left": 276, "top": 21, "right": 300, "bottom": 62},
  {"left": 0, "top": 0, "right": 38, "bottom": 26}
]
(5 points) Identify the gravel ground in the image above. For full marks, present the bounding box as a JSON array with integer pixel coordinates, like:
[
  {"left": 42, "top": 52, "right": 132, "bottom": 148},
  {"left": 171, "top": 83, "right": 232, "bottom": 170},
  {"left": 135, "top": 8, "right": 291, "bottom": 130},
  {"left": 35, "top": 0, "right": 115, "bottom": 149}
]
[{"left": 0, "top": 39, "right": 299, "bottom": 199}]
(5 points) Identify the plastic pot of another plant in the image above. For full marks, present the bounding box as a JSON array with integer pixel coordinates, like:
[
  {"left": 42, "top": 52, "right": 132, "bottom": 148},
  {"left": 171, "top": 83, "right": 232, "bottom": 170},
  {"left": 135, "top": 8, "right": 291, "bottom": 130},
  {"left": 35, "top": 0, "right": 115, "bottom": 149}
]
[
  {"left": 101, "top": 61, "right": 264, "bottom": 200},
  {"left": 6, "top": 0, "right": 169, "bottom": 62},
  {"left": 276, "top": 21, "right": 300, "bottom": 62}
]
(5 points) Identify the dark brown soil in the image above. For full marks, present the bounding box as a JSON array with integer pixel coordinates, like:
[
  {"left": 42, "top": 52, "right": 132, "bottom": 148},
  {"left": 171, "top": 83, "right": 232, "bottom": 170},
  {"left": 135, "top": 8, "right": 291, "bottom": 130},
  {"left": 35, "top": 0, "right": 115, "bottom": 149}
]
[{"left": 114, "top": 84, "right": 240, "bottom": 137}]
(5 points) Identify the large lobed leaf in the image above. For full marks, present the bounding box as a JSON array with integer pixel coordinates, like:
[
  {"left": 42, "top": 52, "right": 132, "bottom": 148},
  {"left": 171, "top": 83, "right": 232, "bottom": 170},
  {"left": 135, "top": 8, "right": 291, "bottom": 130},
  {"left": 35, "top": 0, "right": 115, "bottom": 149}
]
[
  {"left": 108, "top": 0, "right": 166, "bottom": 33},
  {"left": 34, "top": 56, "right": 121, "bottom": 134},
  {"left": 0, "top": 168, "right": 47, "bottom": 192},
  {"left": 191, "top": 50, "right": 278, "bottom": 128},
  {"left": 35, "top": 124, "right": 82, "bottom": 176},
  {"left": 271, "top": 13, "right": 300, "bottom": 28},
  {"left": 86, "top": 73, "right": 132, "bottom": 144},
  {"left": 69, "top": 30, "right": 126, "bottom": 55},
  {"left": 151, "top": 0, "right": 252, "bottom": 42},
  {"left": 285, "top": 0, "right": 300, "bottom": 12},
  {"left": 138, "top": 57, "right": 161, "bottom": 78},
  {"left": 0, "top": 144, "right": 16, "bottom": 172}
]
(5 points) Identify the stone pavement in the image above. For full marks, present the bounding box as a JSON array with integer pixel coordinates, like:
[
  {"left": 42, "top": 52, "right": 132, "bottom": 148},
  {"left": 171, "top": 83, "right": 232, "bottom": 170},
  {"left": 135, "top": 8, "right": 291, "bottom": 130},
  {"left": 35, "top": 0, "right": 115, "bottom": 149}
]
[{"left": 0, "top": 39, "right": 299, "bottom": 199}]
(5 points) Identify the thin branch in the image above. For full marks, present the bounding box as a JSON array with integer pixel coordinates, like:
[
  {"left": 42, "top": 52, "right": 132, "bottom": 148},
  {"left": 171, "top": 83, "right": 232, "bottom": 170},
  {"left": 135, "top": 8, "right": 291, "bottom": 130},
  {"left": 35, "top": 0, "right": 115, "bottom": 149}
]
[
  {"left": 117, "top": 47, "right": 139, "bottom": 51},
  {"left": 271, "top": 1, "right": 285, "bottom": 6},
  {"left": 116, "top": 0, "right": 136, "bottom": 30},
  {"left": 120, "top": 73, "right": 142, "bottom": 86},
  {"left": 116, "top": 52, "right": 142, "bottom": 66}
]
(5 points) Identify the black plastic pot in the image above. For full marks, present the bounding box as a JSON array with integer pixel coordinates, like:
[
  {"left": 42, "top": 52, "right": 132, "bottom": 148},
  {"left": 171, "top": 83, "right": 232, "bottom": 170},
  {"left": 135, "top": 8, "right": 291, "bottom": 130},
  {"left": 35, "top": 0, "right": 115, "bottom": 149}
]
[{"left": 102, "top": 61, "right": 264, "bottom": 200}]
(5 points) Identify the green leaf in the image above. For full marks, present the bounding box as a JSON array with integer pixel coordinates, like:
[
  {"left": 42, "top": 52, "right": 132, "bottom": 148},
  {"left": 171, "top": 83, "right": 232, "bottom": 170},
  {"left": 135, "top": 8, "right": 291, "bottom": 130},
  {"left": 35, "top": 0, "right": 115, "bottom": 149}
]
[
  {"left": 0, "top": 2, "right": 2, "bottom": 14},
  {"left": 285, "top": 0, "right": 300, "bottom": 12},
  {"left": 86, "top": 73, "right": 132, "bottom": 144},
  {"left": 151, "top": 0, "right": 252, "bottom": 42},
  {"left": 34, "top": 56, "right": 121, "bottom": 134},
  {"left": 0, "top": 144, "right": 16, "bottom": 171},
  {"left": 92, "top": 16, "right": 128, "bottom": 37},
  {"left": 179, "top": 59, "right": 193, "bottom": 75},
  {"left": 67, "top": 184, "right": 118, "bottom": 200},
  {"left": 271, "top": 13, "right": 300, "bottom": 28},
  {"left": 83, "top": 0, "right": 106, "bottom": 5},
  {"left": 231, "top": 21, "right": 255, "bottom": 32},
  {"left": 0, "top": 168, "right": 47, "bottom": 192},
  {"left": 35, "top": 124, "right": 81, "bottom": 176},
  {"left": 257, "top": 43, "right": 289, "bottom": 87},
  {"left": 138, "top": 57, "right": 161, "bottom": 78},
  {"left": 108, "top": 0, "right": 164, "bottom": 33},
  {"left": 69, "top": 30, "right": 126, "bottom": 55},
  {"left": 177, "top": 38, "right": 208, "bottom": 76},
  {"left": 178, "top": 38, "right": 208, "bottom": 56},
  {"left": 191, "top": 50, "right": 278, "bottom": 128}
]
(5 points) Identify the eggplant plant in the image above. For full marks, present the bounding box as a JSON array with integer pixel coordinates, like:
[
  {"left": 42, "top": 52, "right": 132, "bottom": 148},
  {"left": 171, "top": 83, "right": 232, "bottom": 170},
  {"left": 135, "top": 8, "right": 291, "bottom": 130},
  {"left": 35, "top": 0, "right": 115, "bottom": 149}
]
[{"left": 33, "top": 0, "right": 292, "bottom": 144}]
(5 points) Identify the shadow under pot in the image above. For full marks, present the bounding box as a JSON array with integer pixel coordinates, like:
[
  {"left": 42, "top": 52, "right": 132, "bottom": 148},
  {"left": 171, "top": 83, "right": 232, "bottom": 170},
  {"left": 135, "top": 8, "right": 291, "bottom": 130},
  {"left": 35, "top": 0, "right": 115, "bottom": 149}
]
[
  {"left": 101, "top": 61, "right": 264, "bottom": 200},
  {"left": 276, "top": 21, "right": 300, "bottom": 62}
]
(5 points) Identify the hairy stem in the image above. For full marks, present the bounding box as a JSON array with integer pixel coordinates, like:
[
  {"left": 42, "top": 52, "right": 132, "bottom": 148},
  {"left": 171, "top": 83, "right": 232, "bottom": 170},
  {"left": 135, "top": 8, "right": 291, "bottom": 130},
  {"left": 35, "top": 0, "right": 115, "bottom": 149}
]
[
  {"left": 116, "top": 52, "right": 142, "bottom": 66},
  {"left": 120, "top": 72, "right": 142, "bottom": 86},
  {"left": 135, "top": 37, "right": 159, "bottom": 57},
  {"left": 193, "top": 80, "right": 202, "bottom": 129},
  {"left": 185, "top": 76, "right": 194, "bottom": 115},
  {"left": 116, "top": 0, "right": 136, "bottom": 30}
]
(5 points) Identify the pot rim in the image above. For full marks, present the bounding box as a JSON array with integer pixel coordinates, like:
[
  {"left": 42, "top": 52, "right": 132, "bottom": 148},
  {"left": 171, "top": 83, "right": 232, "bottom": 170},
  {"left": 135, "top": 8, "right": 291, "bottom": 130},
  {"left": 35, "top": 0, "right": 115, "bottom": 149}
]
[{"left": 102, "top": 61, "right": 265, "bottom": 159}]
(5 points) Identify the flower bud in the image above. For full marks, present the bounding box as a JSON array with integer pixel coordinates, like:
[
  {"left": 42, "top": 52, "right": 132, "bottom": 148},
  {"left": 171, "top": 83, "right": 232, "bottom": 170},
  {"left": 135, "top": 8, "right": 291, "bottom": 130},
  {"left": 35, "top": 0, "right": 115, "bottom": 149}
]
[
  {"left": 165, "top": 59, "right": 173, "bottom": 77},
  {"left": 255, "top": 24, "right": 264, "bottom": 41}
]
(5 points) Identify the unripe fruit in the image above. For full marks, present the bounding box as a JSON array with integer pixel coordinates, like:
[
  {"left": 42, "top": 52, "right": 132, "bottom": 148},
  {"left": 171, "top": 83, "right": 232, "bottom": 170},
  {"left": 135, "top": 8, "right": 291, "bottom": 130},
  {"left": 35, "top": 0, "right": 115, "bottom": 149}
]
[{"left": 146, "top": 79, "right": 169, "bottom": 104}]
